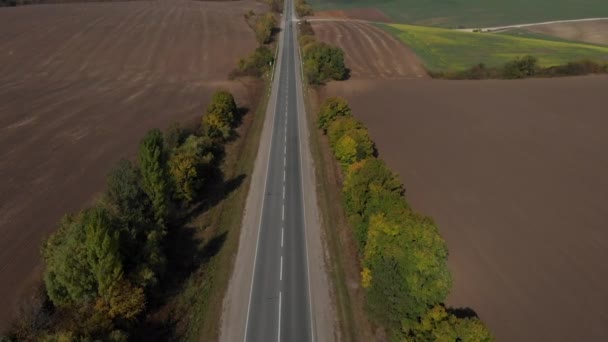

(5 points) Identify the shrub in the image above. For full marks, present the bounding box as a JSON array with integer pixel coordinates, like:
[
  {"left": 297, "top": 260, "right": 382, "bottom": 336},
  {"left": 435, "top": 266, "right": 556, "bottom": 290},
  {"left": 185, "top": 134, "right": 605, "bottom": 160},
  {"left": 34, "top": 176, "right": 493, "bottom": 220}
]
[
  {"left": 236, "top": 45, "right": 274, "bottom": 78},
  {"left": 502, "top": 55, "right": 538, "bottom": 79},
  {"left": 205, "top": 90, "right": 237, "bottom": 128},
  {"left": 317, "top": 96, "right": 352, "bottom": 132},
  {"left": 266, "top": 0, "right": 283, "bottom": 13},
  {"left": 298, "top": 20, "right": 315, "bottom": 36}
]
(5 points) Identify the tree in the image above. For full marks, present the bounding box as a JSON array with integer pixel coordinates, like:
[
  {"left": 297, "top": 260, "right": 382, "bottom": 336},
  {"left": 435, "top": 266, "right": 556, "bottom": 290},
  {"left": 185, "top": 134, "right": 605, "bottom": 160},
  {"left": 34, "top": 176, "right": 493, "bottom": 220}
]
[
  {"left": 94, "top": 280, "right": 145, "bottom": 321},
  {"left": 138, "top": 129, "right": 170, "bottom": 226},
  {"left": 104, "top": 160, "right": 166, "bottom": 289},
  {"left": 43, "top": 208, "right": 124, "bottom": 308},
  {"left": 84, "top": 208, "right": 123, "bottom": 300},
  {"left": 414, "top": 305, "right": 494, "bottom": 342},
  {"left": 254, "top": 13, "right": 277, "bottom": 45},
  {"left": 303, "top": 42, "right": 346, "bottom": 84},
  {"left": 237, "top": 46, "right": 274, "bottom": 77},
  {"left": 203, "top": 112, "right": 232, "bottom": 141},
  {"left": 364, "top": 212, "right": 452, "bottom": 335},
  {"left": 333, "top": 128, "right": 374, "bottom": 168},
  {"left": 205, "top": 90, "right": 237, "bottom": 128},
  {"left": 168, "top": 135, "right": 214, "bottom": 202},
  {"left": 163, "top": 122, "right": 187, "bottom": 151},
  {"left": 327, "top": 116, "right": 362, "bottom": 147},
  {"left": 317, "top": 96, "right": 352, "bottom": 132}
]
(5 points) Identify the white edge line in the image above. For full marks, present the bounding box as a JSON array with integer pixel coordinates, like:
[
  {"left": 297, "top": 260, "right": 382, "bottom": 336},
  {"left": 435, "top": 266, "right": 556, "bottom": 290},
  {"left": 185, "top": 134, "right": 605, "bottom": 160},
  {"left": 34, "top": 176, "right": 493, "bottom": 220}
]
[{"left": 243, "top": 9, "right": 284, "bottom": 341}]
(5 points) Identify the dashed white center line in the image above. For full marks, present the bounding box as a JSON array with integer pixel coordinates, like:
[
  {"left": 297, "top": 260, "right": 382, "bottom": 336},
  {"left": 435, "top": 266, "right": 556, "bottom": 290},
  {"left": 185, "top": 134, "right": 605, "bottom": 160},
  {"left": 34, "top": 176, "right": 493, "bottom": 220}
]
[
  {"left": 283, "top": 157, "right": 286, "bottom": 168},
  {"left": 282, "top": 205, "right": 285, "bottom": 221},
  {"left": 283, "top": 169, "right": 286, "bottom": 182},
  {"left": 282, "top": 185, "right": 285, "bottom": 200},
  {"left": 281, "top": 227, "right": 284, "bottom": 247},
  {"left": 280, "top": 256, "right": 283, "bottom": 281}
]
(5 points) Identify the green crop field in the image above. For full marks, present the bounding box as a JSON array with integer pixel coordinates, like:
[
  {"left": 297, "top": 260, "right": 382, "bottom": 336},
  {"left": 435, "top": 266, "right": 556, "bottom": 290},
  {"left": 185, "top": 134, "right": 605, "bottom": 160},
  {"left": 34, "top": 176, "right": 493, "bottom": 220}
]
[
  {"left": 310, "top": 0, "right": 608, "bottom": 28},
  {"left": 379, "top": 23, "right": 608, "bottom": 72}
]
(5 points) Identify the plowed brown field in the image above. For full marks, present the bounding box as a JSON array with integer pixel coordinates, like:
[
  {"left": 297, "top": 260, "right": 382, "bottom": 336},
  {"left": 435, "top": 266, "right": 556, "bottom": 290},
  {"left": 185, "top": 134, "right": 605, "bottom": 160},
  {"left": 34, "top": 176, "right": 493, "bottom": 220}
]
[
  {"left": 320, "top": 76, "right": 608, "bottom": 342},
  {"left": 315, "top": 15, "right": 608, "bottom": 341},
  {"left": 311, "top": 21, "right": 427, "bottom": 79},
  {"left": 526, "top": 20, "right": 608, "bottom": 46},
  {"left": 0, "top": 0, "right": 264, "bottom": 328}
]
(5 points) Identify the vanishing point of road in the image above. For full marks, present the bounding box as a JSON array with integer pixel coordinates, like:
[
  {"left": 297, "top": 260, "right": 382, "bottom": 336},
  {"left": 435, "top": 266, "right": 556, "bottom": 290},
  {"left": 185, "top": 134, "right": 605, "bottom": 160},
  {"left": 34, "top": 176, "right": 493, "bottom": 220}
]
[{"left": 220, "top": 0, "right": 334, "bottom": 341}]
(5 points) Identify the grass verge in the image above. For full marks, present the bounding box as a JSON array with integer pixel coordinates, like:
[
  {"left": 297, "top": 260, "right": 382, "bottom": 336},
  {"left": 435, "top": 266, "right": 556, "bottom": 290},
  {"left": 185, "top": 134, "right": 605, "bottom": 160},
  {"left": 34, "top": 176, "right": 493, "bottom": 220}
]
[
  {"left": 303, "top": 86, "right": 376, "bottom": 341},
  {"left": 379, "top": 23, "right": 608, "bottom": 72}
]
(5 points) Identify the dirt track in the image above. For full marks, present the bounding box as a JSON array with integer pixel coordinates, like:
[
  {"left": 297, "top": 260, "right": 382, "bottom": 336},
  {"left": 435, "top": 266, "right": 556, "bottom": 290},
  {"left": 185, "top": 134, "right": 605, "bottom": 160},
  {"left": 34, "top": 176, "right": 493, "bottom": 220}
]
[
  {"left": 311, "top": 21, "right": 427, "bottom": 79},
  {"left": 526, "top": 19, "right": 608, "bottom": 45},
  {"left": 320, "top": 76, "right": 608, "bottom": 341},
  {"left": 0, "top": 0, "right": 263, "bottom": 328}
]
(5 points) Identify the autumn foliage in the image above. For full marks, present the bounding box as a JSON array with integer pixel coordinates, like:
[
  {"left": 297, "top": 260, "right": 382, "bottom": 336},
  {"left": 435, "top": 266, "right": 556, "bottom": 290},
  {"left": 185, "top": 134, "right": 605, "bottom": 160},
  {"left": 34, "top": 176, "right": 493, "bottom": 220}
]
[{"left": 317, "top": 97, "right": 493, "bottom": 340}]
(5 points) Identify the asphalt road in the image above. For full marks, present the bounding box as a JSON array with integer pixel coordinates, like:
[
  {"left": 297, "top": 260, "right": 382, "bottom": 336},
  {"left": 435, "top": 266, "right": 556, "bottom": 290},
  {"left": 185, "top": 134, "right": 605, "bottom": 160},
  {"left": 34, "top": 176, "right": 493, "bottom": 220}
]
[{"left": 243, "top": 2, "right": 314, "bottom": 341}]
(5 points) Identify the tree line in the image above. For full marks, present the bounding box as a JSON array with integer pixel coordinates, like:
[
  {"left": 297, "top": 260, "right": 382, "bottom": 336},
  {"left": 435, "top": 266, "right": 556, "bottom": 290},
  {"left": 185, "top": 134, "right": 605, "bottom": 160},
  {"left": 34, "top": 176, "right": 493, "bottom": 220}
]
[
  {"left": 233, "top": 10, "right": 278, "bottom": 78},
  {"left": 298, "top": 20, "right": 347, "bottom": 85},
  {"left": 430, "top": 55, "right": 608, "bottom": 80},
  {"left": 2, "top": 91, "right": 241, "bottom": 341},
  {"left": 318, "top": 97, "right": 494, "bottom": 341}
]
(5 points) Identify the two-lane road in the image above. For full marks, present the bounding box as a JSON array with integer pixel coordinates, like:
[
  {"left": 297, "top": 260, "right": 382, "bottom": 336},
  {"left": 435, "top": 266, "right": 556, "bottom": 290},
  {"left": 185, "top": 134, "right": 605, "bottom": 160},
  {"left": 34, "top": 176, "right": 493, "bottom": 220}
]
[
  {"left": 243, "top": 3, "right": 313, "bottom": 340},
  {"left": 220, "top": 0, "right": 334, "bottom": 339}
]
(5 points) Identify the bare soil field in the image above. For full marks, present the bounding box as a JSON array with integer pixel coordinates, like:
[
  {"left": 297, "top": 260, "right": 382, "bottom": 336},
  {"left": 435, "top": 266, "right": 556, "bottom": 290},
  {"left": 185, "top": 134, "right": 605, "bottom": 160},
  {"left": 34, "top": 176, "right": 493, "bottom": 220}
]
[
  {"left": 319, "top": 75, "right": 608, "bottom": 341},
  {"left": 526, "top": 19, "right": 608, "bottom": 45},
  {"left": 0, "top": 0, "right": 264, "bottom": 329},
  {"left": 311, "top": 21, "right": 427, "bottom": 79},
  {"left": 312, "top": 8, "right": 391, "bottom": 22}
]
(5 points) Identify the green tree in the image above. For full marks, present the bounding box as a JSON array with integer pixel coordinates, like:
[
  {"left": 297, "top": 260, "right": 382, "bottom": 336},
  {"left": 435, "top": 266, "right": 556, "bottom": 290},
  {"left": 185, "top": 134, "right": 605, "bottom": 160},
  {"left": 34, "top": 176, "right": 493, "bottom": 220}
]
[
  {"left": 138, "top": 129, "right": 170, "bottom": 226},
  {"left": 168, "top": 135, "right": 214, "bottom": 202},
  {"left": 237, "top": 46, "right": 274, "bottom": 77},
  {"left": 43, "top": 208, "right": 124, "bottom": 307},
  {"left": 333, "top": 128, "right": 374, "bottom": 168},
  {"left": 163, "top": 122, "right": 187, "bottom": 151},
  {"left": 205, "top": 90, "right": 237, "bottom": 128},
  {"left": 84, "top": 208, "right": 123, "bottom": 300},
  {"left": 317, "top": 96, "right": 352, "bottom": 132},
  {"left": 414, "top": 305, "right": 494, "bottom": 342},
  {"left": 327, "top": 116, "right": 363, "bottom": 148},
  {"left": 104, "top": 160, "right": 166, "bottom": 289},
  {"left": 364, "top": 212, "right": 452, "bottom": 336},
  {"left": 303, "top": 41, "right": 346, "bottom": 84},
  {"left": 342, "top": 158, "right": 403, "bottom": 248}
]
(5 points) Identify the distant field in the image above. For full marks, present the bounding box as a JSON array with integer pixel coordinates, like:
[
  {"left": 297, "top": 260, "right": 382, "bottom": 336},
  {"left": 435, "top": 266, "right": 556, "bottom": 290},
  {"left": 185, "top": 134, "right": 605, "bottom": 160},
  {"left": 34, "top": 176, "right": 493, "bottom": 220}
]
[
  {"left": 502, "top": 20, "right": 608, "bottom": 46},
  {"left": 309, "top": 0, "right": 608, "bottom": 28},
  {"left": 379, "top": 23, "right": 608, "bottom": 72}
]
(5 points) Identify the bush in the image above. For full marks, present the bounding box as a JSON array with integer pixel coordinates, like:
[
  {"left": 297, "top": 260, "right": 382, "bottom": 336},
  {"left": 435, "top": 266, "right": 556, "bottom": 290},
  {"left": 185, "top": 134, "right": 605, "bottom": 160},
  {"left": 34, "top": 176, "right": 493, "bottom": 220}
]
[
  {"left": 317, "top": 97, "right": 352, "bottom": 132},
  {"left": 266, "top": 0, "right": 283, "bottom": 13},
  {"left": 236, "top": 46, "right": 274, "bottom": 78},
  {"left": 254, "top": 13, "right": 277, "bottom": 45},
  {"left": 502, "top": 55, "right": 538, "bottom": 79},
  {"left": 298, "top": 20, "right": 315, "bottom": 36},
  {"left": 303, "top": 41, "right": 347, "bottom": 84}
]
